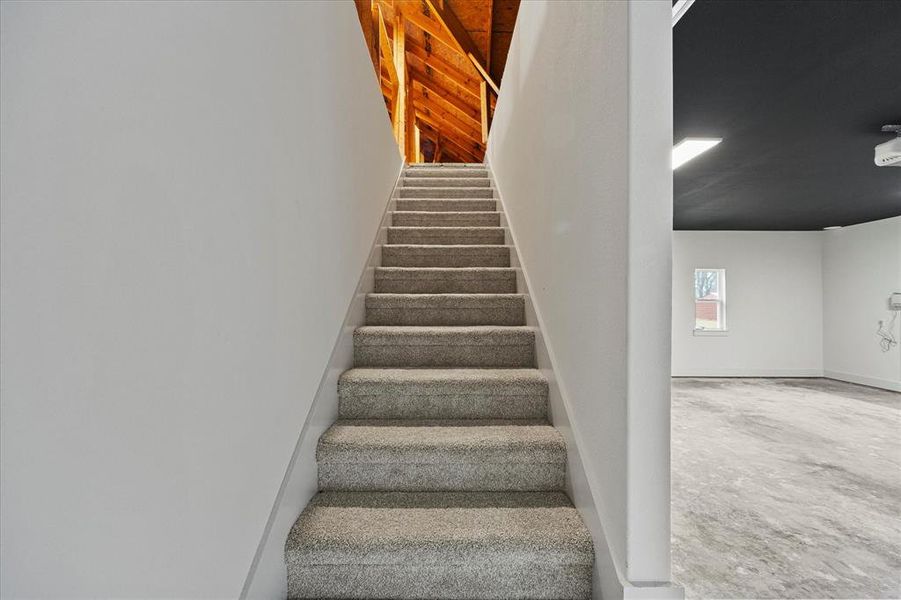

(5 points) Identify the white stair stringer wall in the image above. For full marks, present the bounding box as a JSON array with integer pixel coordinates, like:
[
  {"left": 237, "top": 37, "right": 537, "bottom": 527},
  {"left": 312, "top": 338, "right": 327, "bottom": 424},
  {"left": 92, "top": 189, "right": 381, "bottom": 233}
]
[
  {"left": 240, "top": 166, "right": 404, "bottom": 600},
  {"left": 483, "top": 2, "right": 679, "bottom": 598},
  {"left": 488, "top": 168, "right": 627, "bottom": 600}
]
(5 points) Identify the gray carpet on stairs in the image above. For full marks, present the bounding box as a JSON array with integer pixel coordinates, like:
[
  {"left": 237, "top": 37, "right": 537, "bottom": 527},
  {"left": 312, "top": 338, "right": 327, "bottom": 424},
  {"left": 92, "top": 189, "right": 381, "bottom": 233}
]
[
  {"left": 391, "top": 211, "right": 500, "bottom": 227},
  {"left": 365, "top": 293, "right": 525, "bottom": 326},
  {"left": 284, "top": 164, "right": 593, "bottom": 599}
]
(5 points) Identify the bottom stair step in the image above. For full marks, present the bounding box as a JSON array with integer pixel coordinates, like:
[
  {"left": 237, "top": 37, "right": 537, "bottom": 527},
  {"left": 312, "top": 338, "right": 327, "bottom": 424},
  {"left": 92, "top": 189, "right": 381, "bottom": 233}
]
[{"left": 285, "top": 491, "right": 594, "bottom": 600}]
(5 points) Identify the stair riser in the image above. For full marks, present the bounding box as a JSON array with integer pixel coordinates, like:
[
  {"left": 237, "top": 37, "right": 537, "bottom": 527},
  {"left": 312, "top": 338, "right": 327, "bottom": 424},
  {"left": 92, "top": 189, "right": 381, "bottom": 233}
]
[
  {"left": 366, "top": 306, "right": 524, "bottom": 326},
  {"left": 400, "top": 187, "right": 494, "bottom": 198},
  {"left": 354, "top": 343, "right": 534, "bottom": 368},
  {"left": 396, "top": 199, "right": 496, "bottom": 212},
  {"left": 403, "top": 168, "right": 489, "bottom": 178},
  {"left": 387, "top": 228, "right": 506, "bottom": 245},
  {"left": 403, "top": 177, "right": 490, "bottom": 188},
  {"left": 374, "top": 273, "right": 517, "bottom": 294},
  {"left": 382, "top": 246, "right": 510, "bottom": 267},
  {"left": 286, "top": 564, "right": 591, "bottom": 600},
  {"left": 318, "top": 462, "right": 564, "bottom": 492},
  {"left": 392, "top": 212, "right": 500, "bottom": 227},
  {"left": 338, "top": 394, "right": 547, "bottom": 420}
]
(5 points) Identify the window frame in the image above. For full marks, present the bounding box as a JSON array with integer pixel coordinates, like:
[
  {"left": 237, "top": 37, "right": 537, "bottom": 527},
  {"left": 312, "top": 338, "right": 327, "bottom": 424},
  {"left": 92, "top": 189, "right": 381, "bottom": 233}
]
[{"left": 693, "top": 268, "right": 728, "bottom": 335}]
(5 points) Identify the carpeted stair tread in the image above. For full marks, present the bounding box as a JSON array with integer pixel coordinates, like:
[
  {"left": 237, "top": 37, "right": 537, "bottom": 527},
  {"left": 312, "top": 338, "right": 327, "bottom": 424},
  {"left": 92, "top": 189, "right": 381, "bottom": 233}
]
[
  {"left": 374, "top": 267, "right": 517, "bottom": 294},
  {"left": 387, "top": 227, "right": 506, "bottom": 245},
  {"left": 396, "top": 198, "right": 497, "bottom": 212},
  {"left": 382, "top": 244, "right": 511, "bottom": 268},
  {"left": 285, "top": 491, "right": 593, "bottom": 599},
  {"left": 353, "top": 326, "right": 536, "bottom": 368},
  {"left": 399, "top": 187, "right": 495, "bottom": 198},
  {"left": 365, "top": 293, "right": 525, "bottom": 326},
  {"left": 339, "top": 367, "right": 547, "bottom": 395},
  {"left": 402, "top": 167, "right": 489, "bottom": 178},
  {"left": 317, "top": 420, "right": 564, "bottom": 491},
  {"left": 318, "top": 419, "right": 562, "bottom": 462},
  {"left": 338, "top": 367, "right": 547, "bottom": 419},
  {"left": 392, "top": 211, "right": 501, "bottom": 227},
  {"left": 402, "top": 176, "right": 490, "bottom": 188},
  {"left": 406, "top": 162, "right": 487, "bottom": 170}
]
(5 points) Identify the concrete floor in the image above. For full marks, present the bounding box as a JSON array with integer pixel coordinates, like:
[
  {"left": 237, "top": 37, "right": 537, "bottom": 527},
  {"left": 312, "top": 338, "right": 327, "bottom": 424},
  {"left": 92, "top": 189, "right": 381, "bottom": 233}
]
[{"left": 671, "top": 378, "right": 901, "bottom": 599}]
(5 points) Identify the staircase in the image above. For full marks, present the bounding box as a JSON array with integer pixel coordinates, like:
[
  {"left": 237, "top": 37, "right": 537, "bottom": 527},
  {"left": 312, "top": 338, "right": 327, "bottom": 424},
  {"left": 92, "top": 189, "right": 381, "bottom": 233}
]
[{"left": 284, "top": 164, "right": 594, "bottom": 599}]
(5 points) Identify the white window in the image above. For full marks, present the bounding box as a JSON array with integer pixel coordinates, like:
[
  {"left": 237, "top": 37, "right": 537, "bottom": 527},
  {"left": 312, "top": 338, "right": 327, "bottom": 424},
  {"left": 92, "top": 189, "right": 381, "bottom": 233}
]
[{"left": 694, "top": 268, "right": 726, "bottom": 333}]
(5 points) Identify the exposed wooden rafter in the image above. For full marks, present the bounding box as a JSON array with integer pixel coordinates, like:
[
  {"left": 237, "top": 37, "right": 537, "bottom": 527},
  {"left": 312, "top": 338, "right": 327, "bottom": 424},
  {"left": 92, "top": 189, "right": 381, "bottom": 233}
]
[
  {"left": 413, "top": 88, "right": 484, "bottom": 144},
  {"left": 406, "top": 42, "right": 480, "bottom": 100},
  {"left": 409, "top": 68, "right": 481, "bottom": 123},
  {"left": 417, "top": 120, "right": 482, "bottom": 163},
  {"left": 357, "top": 0, "right": 520, "bottom": 162},
  {"left": 414, "top": 108, "right": 483, "bottom": 155},
  {"left": 416, "top": 115, "right": 483, "bottom": 154},
  {"left": 423, "top": 0, "right": 500, "bottom": 95}
]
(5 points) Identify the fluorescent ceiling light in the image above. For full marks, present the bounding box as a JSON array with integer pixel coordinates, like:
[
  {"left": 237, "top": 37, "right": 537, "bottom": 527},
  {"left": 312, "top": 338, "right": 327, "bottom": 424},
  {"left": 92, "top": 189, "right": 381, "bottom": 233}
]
[
  {"left": 672, "top": 138, "right": 722, "bottom": 170},
  {"left": 823, "top": 226, "right": 842, "bottom": 230}
]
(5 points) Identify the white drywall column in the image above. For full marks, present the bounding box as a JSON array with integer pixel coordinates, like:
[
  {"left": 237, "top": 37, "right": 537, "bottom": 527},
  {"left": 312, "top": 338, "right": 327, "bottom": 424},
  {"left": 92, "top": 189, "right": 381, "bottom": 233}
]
[
  {"left": 626, "top": 0, "right": 674, "bottom": 584},
  {"left": 487, "top": 0, "right": 675, "bottom": 594},
  {"left": 0, "top": 1, "right": 401, "bottom": 597}
]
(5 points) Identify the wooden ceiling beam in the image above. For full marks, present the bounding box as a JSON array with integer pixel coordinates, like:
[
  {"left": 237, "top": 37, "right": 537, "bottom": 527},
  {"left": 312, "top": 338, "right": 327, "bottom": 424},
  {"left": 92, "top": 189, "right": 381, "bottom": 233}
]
[
  {"left": 406, "top": 41, "right": 481, "bottom": 99},
  {"left": 409, "top": 66, "right": 481, "bottom": 124},
  {"left": 412, "top": 88, "right": 483, "bottom": 143},
  {"left": 408, "top": 43, "right": 497, "bottom": 113},
  {"left": 428, "top": 136, "right": 479, "bottom": 163},
  {"left": 416, "top": 118, "right": 483, "bottom": 162},
  {"left": 438, "top": 137, "right": 482, "bottom": 164},
  {"left": 416, "top": 124, "right": 479, "bottom": 163},
  {"left": 397, "top": 3, "right": 459, "bottom": 51},
  {"left": 414, "top": 108, "right": 482, "bottom": 151},
  {"left": 423, "top": 0, "right": 500, "bottom": 95}
]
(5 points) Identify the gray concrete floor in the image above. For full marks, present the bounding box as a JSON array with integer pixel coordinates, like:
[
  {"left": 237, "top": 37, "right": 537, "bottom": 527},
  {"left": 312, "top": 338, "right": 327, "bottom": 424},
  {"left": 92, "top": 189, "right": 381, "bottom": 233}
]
[{"left": 672, "top": 378, "right": 901, "bottom": 599}]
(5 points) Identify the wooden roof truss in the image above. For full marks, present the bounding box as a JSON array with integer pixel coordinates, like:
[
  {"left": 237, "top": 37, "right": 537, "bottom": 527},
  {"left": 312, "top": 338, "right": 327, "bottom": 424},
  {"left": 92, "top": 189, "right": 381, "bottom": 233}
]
[{"left": 357, "top": 0, "right": 518, "bottom": 162}]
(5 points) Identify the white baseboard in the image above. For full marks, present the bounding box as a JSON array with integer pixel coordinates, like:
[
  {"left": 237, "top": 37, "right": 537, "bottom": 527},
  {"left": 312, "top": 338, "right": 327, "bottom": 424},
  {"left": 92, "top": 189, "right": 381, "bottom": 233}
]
[
  {"left": 624, "top": 583, "right": 685, "bottom": 600},
  {"left": 672, "top": 368, "right": 823, "bottom": 378},
  {"left": 823, "top": 370, "right": 901, "bottom": 392}
]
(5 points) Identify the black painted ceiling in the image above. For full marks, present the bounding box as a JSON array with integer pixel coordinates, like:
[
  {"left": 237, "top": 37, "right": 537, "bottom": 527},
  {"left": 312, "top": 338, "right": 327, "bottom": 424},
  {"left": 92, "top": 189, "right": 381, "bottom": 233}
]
[{"left": 674, "top": 0, "right": 901, "bottom": 230}]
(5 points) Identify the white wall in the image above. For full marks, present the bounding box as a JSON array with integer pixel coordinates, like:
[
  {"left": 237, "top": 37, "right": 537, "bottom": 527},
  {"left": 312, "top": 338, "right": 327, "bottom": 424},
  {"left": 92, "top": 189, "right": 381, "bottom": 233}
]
[
  {"left": 0, "top": 2, "right": 402, "bottom": 598},
  {"left": 823, "top": 217, "right": 901, "bottom": 391},
  {"left": 487, "top": 1, "right": 678, "bottom": 597},
  {"left": 672, "top": 222, "right": 901, "bottom": 392},
  {"left": 672, "top": 232, "right": 824, "bottom": 377}
]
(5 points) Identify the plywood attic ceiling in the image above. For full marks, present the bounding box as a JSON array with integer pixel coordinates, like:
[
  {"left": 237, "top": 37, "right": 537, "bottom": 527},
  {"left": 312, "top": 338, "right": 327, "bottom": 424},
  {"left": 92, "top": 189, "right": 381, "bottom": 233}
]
[{"left": 355, "top": 0, "right": 520, "bottom": 163}]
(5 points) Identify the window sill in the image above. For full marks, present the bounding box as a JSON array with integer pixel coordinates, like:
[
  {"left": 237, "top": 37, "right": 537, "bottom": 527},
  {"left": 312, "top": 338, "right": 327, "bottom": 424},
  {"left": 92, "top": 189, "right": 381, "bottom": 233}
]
[{"left": 693, "top": 329, "right": 729, "bottom": 337}]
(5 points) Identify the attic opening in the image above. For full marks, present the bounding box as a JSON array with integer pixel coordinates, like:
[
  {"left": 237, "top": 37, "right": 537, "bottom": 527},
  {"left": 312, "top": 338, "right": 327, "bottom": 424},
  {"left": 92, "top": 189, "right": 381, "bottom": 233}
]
[{"left": 354, "top": 0, "right": 520, "bottom": 163}]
